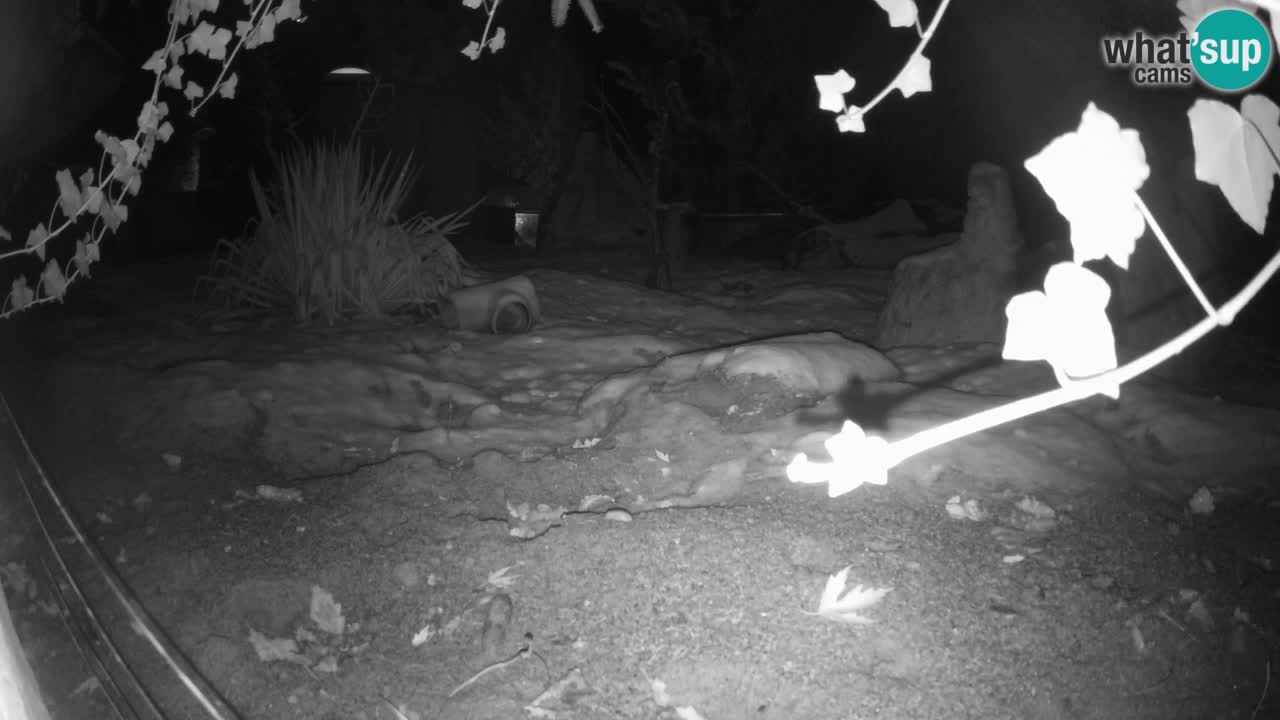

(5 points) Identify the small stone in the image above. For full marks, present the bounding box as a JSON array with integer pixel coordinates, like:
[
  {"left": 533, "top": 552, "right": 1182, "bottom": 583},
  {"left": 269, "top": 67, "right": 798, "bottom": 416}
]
[
  {"left": 1188, "top": 487, "right": 1215, "bottom": 515},
  {"left": 393, "top": 562, "right": 420, "bottom": 589},
  {"left": 604, "top": 509, "right": 633, "bottom": 522}
]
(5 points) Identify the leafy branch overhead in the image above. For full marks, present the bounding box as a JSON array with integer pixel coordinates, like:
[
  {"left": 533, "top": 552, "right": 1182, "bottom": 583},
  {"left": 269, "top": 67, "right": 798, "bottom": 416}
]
[
  {"left": 461, "top": 0, "right": 603, "bottom": 61},
  {"left": 795, "top": 0, "right": 1280, "bottom": 504},
  {"left": 0, "top": 0, "right": 305, "bottom": 317}
]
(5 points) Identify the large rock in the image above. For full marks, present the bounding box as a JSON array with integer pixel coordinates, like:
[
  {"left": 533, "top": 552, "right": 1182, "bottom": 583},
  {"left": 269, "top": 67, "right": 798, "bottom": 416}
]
[{"left": 876, "top": 163, "right": 1023, "bottom": 348}]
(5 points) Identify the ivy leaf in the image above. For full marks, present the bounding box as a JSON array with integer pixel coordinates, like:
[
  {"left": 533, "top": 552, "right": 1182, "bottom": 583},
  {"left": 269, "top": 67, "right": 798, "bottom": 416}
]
[
  {"left": 274, "top": 0, "right": 304, "bottom": 22},
  {"left": 187, "top": 21, "right": 232, "bottom": 61},
  {"left": 157, "top": 121, "right": 175, "bottom": 143},
  {"left": 489, "top": 27, "right": 507, "bottom": 53},
  {"left": 97, "top": 200, "right": 127, "bottom": 232},
  {"left": 814, "top": 70, "right": 855, "bottom": 113},
  {"left": 164, "top": 63, "right": 184, "bottom": 90},
  {"left": 55, "top": 169, "right": 83, "bottom": 219},
  {"left": 1024, "top": 103, "right": 1149, "bottom": 269},
  {"left": 120, "top": 138, "right": 141, "bottom": 165},
  {"left": 95, "top": 130, "right": 124, "bottom": 161},
  {"left": 256, "top": 13, "right": 277, "bottom": 46},
  {"left": 138, "top": 100, "right": 168, "bottom": 134},
  {"left": 805, "top": 567, "right": 892, "bottom": 625},
  {"left": 174, "top": 0, "right": 221, "bottom": 27},
  {"left": 41, "top": 260, "right": 68, "bottom": 300},
  {"left": 142, "top": 49, "right": 167, "bottom": 73},
  {"left": 218, "top": 72, "right": 239, "bottom": 99},
  {"left": 239, "top": 13, "right": 277, "bottom": 49},
  {"left": 1187, "top": 95, "right": 1280, "bottom": 235},
  {"left": 26, "top": 224, "right": 48, "bottom": 261},
  {"left": 184, "top": 80, "right": 206, "bottom": 102},
  {"left": 1004, "top": 262, "right": 1119, "bottom": 398},
  {"left": 837, "top": 107, "right": 866, "bottom": 134},
  {"left": 100, "top": 137, "right": 144, "bottom": 189},
  {"left": 786, "top": 419, "right": 889, "bottom": 497},
  {"left": 896, "top": 54, "right": 932, "bottom": 98},
  {"left": 461, "top": 41, "right": 482, "bottom": 61},
  {"left": 83, "top": 187, "right": 102, "bottom": 214},
  {"left": 462, "top": 0, "right": 483, "bottom": 9},
  {"left": 9, "top": 277, "right": 34, "bottom": 311},
  {"left": 0, "top": 226, "right": 10, "bottom": 243},
  {"left": 73, "top": 235, "right": 98, "bottom": 278},
  {"left": 166, "top": 39, "right": 186, "bottom": 63},
  {"left": 874, "top": 0, "right": 919, "bottom": 28}
]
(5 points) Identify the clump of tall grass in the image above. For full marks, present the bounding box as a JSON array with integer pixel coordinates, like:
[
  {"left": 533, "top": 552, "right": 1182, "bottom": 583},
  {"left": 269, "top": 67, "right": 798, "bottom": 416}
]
[{"left": 203, "top": 140, "right": 474, "bottom": 324}]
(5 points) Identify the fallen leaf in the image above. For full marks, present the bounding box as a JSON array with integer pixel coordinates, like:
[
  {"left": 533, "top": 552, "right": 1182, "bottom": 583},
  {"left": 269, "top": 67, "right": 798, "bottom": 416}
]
[
  {"left": 310, "top": 586, "right": 345, "bottom": 636},
  {"left": 806, "top": 566, "right": 891, "bottom": 624}
]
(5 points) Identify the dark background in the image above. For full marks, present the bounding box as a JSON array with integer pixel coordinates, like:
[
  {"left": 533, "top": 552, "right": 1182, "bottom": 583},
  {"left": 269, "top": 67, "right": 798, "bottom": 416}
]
[{"left": 0, "top": 0, "right": 1276, "bottom": 323}]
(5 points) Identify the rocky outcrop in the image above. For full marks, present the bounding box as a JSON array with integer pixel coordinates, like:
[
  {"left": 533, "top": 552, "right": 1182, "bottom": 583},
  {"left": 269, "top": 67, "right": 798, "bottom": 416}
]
[{"left": 876, "top": 163, "right": 1025, "bottom": 349}]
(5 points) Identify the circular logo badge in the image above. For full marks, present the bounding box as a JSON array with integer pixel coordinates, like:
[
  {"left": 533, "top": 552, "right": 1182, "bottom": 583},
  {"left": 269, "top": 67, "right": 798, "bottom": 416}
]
[{"left": 1192, "top": 8, "right": 1273, "bottom": 92}]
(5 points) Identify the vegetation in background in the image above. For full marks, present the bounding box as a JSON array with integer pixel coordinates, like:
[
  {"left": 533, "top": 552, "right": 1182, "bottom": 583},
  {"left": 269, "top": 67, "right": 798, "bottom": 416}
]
[{"left": 203, "top": 140, "right": 473, "bottom": 325}]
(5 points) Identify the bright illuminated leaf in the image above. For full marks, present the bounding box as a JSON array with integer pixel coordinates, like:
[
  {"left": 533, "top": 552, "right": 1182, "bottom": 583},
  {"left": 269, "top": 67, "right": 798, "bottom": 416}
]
[
  {"left": 1024, "top": 103, "right": 1149, "bottom": 269},
  {"left": 815, "top": 70, "right": 855, "bottom": 113},
  {"left": 806, "top": 566, "right": 892, "bottom": 624},
  {"left": 1003, "top": 262, "right": 1119, "bottom": 397},
  {"left": 1187, "top": 95, "right": 1279, "bottom": 234},
  {"left": 874, "top": 0, "right": 918, "bottom": 28},
  {"left": 786, "top": 420, "right": 889, "bottom": 497},
  {"left": 896, "top": 53, "right": 932, "bottom": 98},
  {"left": 837, "top": 107, "right": 866, "bottom": 134}
]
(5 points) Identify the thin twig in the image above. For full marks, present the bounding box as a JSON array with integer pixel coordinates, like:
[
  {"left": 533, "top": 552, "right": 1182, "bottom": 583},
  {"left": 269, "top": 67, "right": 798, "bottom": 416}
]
[
  {"left": 1251, "top": 659, "right": 1271, "bottom": 720},
  {"left": 1155, "top": 609, "right": 1190, "bottom": 636},
  {"left": 379, "top": 696, "right": 412, "bottom": 720},
  {"left": 446, "top": 645, "right": 530, "bottom": 699}
]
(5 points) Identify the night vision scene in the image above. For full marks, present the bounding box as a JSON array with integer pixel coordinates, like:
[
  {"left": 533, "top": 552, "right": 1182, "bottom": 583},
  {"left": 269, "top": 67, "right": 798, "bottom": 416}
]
[{"left": 3, "top": 1, "right": 1280, "bottom": 719}]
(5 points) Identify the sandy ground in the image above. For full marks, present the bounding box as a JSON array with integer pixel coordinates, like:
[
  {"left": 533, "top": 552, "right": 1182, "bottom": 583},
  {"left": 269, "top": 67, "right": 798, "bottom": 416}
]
[{"left": 2, "top": 249, "right": 1279, "bottom": 720}]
